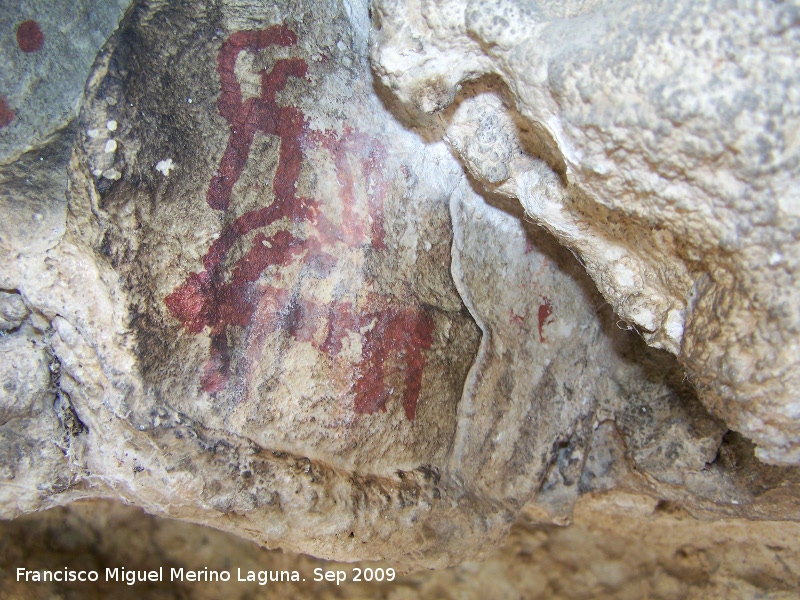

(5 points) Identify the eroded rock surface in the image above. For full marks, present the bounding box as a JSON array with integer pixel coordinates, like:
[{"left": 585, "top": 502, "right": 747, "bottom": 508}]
[
  {"left": 3, "top": 498, "right": 800, "bottom": 599},
  {"left": 0, "top": 0, "right": 799, "bottom": 573},
  {"left": 371, "top": 0, "right": 800, "bottom": 464}
]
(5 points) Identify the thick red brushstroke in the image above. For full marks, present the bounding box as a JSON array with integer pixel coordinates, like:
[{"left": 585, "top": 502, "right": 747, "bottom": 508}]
[
  {"left": 165, "top": 27, "right": 429, "bottom": 419},
  {"left": 0, "top": 97, "right": 14, "bottom": 128},
  {"left": 313, "top": 299, "right": 433, "bottom": 420},
  {"left": 16, "top": 20, "right": 44, "bottom": 53},
  {"left": 265, "top": 297, "right": 433, "bottom": 419},
  {"left": 538, "top": 297, "right": 553, "bottom": 343},
  {"left": 165, "top": 25, "right": 312, "bottom": 392},
  {"left": 359, "top": 306, "right": 433, "bottom": 420},
  {"left": 208, "top": 25, "right": 305, "bottom": 211}
]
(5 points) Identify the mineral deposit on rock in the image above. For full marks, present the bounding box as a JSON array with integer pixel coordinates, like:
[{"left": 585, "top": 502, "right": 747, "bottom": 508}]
[
  {"left": 371, "top": 0, "right": 800, "bottom": 465},
  {"left": 0, "top": 0, "right": 799, "bottom": 574}
]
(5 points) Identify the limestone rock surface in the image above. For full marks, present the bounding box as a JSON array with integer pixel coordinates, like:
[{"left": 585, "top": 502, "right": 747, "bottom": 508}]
[
  {"left": 0, "top": 0, "right": 799, "bottom": 574},
  {"left": 371, "top": 0, "right": 800, "bottom": 465}
]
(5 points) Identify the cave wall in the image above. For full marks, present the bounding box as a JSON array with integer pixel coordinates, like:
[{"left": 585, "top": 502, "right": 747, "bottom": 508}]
[{"left": 0, "top": 0, "right": 799, "bottom": 579}]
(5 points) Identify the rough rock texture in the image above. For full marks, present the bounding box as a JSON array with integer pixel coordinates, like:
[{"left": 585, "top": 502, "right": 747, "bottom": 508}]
[
  {"left": 371, "top": 0, "right": 800, "bottom": 465},
  {"left": 1, "top": 0, "right": 800, "bottom": 577},
  {"left": 2, "top": 499, "right": 800, "bottom": 599}
]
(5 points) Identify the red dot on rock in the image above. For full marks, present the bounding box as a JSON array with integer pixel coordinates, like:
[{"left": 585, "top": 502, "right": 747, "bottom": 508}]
[
  {"left": 0, "top": 97, "right": 15, "bottom": 128},
  {"left": 16, "top": 20, "right": 44, "bottom": 53}
]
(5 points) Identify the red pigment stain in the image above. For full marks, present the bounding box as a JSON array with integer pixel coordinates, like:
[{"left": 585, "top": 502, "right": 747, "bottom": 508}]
[
  {"left": 509, "top": 308, "right": 525, "bottom": 332},
  {"left": 319, "top": 301, "right": 433, "bottom": 420},
  {"left": 165, "top": 27, "right": 428, "bottom": 419},
  {"left": 276, "top": 298, "right": 433, "bottom": 419},
  {"left": 165, "top": 25, "right": 313, "bottom": 392},
  {"left": 305, "top": 127, "right": 387, "bottom": 250},
  {"left": 538, "top": 297, "right": 553, "bottom": 343},
  {"left": 16, "top": 20, "right": 44, "bottom": 53},
  {"left": 0, "top": 96, "right": 14, "bottom": 128},
  {"left": 208, "top": 25, "right": 306, "bottom": 211}
]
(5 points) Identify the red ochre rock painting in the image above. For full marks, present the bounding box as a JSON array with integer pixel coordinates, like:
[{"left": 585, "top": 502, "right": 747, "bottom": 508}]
[
  {"left": 16, "top": 20, "right": 44, "bottom": 53},
  {"left": 0, "top": 96, "right": 14, "bottom": 128},
  {"left": 165, "top": 26, "right": 434, "bottom": 420},
  {"left": 538, "top": 297, "right": 553, "bottom": 343}
]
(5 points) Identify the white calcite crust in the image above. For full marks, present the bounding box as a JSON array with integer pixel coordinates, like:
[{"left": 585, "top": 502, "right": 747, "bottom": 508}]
[
  {"left": 371, "top": 0, "right": 800, "bottom": 464},
  {"left": 1, "top": 0, "right": 800, "bottom": 573}
]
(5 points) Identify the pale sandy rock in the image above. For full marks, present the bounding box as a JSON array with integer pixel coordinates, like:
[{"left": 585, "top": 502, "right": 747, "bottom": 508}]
[
  {"left": 0, "top": 291, "right": 28, "bottom": 331},
  {"left": 2, "top": 498, "right": 800, "bottom": 598},
  {"left": 0, "top": 0, "right": 799, "bottom": 574},
  {"left": 371, "top": 0, "right": 800, "bottom": 464}
]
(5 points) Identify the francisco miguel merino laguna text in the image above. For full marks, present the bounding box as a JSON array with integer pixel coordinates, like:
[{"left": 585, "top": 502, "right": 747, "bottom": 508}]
[{"left": 16, "top": 567, "right": 304, "bottom": 586}]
